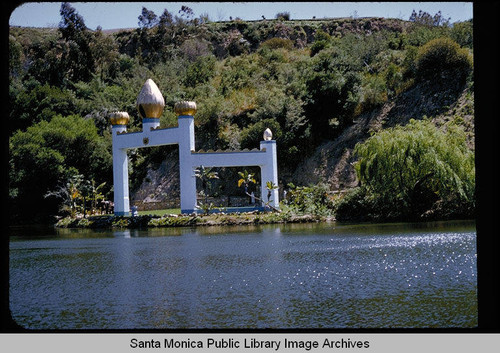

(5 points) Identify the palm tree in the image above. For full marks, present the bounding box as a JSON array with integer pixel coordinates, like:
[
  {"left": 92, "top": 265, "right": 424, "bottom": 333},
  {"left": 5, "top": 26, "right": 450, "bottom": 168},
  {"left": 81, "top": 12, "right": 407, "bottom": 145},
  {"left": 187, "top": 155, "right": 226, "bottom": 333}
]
[
  {"left": 237, "top": 171, "right": 281, "bottom": 212},
  {"left": 237, "top": 170, "right": 256, "bottom": 198}
]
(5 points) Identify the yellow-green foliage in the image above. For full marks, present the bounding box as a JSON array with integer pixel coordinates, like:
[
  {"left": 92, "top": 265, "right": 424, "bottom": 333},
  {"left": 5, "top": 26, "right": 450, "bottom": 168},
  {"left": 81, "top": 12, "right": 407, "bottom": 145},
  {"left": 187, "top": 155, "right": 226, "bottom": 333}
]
[
  {"left": 415, "top": 37, "right": 472, "bottom": 82},
  {"left": 260, "top": 37, "right": 294, "bottom": 50},
  {"left": 353, "top": 119, "right": 475, "bottom": 220},
  {"left": 357, "top": 73, "right": 388, "bottom": 114}
]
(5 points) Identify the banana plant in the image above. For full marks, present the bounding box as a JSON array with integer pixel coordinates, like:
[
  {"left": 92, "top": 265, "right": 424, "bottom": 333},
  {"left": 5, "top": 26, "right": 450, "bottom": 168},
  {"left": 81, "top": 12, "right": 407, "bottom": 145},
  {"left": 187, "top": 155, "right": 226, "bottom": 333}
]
[{"left": 237, "top": 170, "right": 256, "bottom": 195}]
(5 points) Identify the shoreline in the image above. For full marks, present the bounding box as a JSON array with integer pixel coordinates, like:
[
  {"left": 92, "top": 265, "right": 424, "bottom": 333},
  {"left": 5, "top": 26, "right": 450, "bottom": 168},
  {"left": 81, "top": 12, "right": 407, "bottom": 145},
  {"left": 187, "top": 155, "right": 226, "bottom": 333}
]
[
  {"left": 55, "top": 211, "right": 334, "bottom": 229},
  {"left": 53, "top": 212, "right": 476, "bottom": 230}
]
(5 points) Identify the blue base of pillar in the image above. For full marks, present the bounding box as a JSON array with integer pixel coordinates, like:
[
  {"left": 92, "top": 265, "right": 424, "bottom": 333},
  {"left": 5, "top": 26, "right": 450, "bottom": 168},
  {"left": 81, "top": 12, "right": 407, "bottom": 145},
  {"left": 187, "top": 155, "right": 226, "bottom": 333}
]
[
  {"left": 181, "top": 206, "right": 271, "bottom": 215},
  {"left": 114, "top": 211, "right": 131, "bottom": 216}
]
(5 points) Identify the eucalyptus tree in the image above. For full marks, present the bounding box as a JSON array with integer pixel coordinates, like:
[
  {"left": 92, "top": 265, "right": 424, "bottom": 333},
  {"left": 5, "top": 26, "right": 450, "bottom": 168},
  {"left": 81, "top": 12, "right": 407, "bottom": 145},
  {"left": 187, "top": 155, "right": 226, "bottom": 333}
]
[{"left": 58, "top": 2, "right": 95, "bottom": 82}]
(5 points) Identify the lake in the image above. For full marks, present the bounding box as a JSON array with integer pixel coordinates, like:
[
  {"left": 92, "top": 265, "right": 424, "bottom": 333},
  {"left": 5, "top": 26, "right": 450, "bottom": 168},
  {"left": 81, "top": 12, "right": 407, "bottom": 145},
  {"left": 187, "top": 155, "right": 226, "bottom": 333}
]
[{"left": 9, "top": 220, "right": 477, "bottom": 329}]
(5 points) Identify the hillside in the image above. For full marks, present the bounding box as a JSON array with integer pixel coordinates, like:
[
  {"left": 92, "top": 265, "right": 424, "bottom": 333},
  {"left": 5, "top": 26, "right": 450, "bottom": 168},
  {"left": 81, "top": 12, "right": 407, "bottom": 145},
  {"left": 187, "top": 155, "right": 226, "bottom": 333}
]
[
  {"left": 292, "top": 81, "right": 474, "bottom": 191},
  {"left": 130, "top": 80, "right": 474, "bottom": 210},
  {"left": 8, "top": 4, "right": 474, "bottom": 222}
]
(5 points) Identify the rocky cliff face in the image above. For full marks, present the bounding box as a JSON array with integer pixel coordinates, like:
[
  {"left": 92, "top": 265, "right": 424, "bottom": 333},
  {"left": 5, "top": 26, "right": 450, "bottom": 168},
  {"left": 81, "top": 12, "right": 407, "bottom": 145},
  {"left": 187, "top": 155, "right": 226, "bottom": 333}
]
[{"left": 131, "top": 150, "right": 180, "bottom": 210}]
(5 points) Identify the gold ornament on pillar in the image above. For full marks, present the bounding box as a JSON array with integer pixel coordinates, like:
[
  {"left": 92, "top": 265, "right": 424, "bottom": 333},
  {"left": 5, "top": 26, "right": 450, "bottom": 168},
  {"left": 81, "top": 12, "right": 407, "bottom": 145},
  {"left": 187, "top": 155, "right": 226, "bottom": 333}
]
[
  {"left": 174, "top": 101, "right": 197, "bottom": 116},
  {"left": 136, "top": 79, "right": 165, "bottom": 119},
  {"left": 109, "top": 111, "right": 130, "bottom": 125}
]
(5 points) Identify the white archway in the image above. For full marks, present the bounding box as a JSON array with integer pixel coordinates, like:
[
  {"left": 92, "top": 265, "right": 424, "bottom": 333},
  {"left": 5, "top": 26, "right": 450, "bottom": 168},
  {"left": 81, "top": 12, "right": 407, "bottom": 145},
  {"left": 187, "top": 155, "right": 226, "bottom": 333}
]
[{"left": 110, "top": 79, "right": 279, "bottom": 215}]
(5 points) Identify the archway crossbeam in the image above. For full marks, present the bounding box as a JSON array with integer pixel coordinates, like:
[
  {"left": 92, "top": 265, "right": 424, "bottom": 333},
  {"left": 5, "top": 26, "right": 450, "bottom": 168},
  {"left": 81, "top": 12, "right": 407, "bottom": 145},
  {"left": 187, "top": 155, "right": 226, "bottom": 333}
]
[{"left": 110, "top": 79, "right": 279, "bottom": 216}]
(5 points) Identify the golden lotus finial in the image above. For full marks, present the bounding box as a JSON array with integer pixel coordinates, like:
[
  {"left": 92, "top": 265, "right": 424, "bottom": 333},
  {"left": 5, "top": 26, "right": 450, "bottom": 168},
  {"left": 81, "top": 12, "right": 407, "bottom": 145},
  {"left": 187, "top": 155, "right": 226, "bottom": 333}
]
[
  {"left": 136, "top": 79, "right": 165, "bottom": 119},
  {"left": 109, "top": 111, "right": 130, "bottom": 125},
  {"left": 174, "top": 101, "right": 197, "bottom": 116}
]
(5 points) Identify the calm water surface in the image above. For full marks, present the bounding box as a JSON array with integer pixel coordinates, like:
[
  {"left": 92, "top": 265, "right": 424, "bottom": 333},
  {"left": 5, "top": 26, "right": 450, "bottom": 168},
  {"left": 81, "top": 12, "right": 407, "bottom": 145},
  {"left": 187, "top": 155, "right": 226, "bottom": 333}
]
[{"left": 9, "top": 221, "right": 477, "bottom": 329}]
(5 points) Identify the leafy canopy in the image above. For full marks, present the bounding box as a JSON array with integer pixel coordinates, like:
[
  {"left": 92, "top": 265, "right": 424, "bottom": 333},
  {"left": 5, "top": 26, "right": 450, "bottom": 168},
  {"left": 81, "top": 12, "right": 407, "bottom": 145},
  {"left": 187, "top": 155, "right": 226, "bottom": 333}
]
[
  {"left": 415, "top": 37, "right": 472, "bottom": 83},
  {"left": 9, "top": 114, "right": 112, "bottom": 219},
  {"left": 353, "top": 119, "right": 475, "bottom": 219}
]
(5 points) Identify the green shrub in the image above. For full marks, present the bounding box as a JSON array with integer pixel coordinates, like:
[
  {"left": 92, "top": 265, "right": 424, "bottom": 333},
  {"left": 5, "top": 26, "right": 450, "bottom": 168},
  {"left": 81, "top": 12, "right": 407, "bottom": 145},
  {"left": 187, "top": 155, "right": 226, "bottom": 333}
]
[
  {"left": 352, "top": 119, "right": 475, "bottom": 221},
  {"left": 305, "top": 47, "right": 362, "bottom": 138},
  {"left": 334, "top": 187, "right": 374, "bottom": 222},
  {"left": 309, "top": 29, "right": 331, "bottom": 57},
  {"left": 285, "top": 183, "right": 335, "bottom": 216},
  {"left": 415, "top": 37, "right": 472, "bottom": 83},
  {"left": 10, "top": 84, "right": 79, "bottom": 132},
  {"left": 310, "top": 41, "right": 328, "bottom": 57},
  {"left": 148, "top": 215, "right": 199, "bottom": 227},
  {"left": 218, "top": 55, "right": 260, "bottom": 93},
  {"left": 401, "top": 45, "right": 419, "bottom": 79},
  {"left": 450, "top": 20, "right": 473, "bottom": 49},
  {"left": 384, "top": 62, "right": 404, "bottom": 98},
  {"left": 356, "top": 73, "right": 388, "bottom": 114},
  {"left": 240, "top": 119, "right": 282, "bottom": 149},
  {"left": 183, "top": 55, "right": 216, "bottom": 87},
  {"left": 112, "top": 217, "right": 129, "bottom": 228},
  {"left": 9, "top": 114, "right": 112, "bottom": 221},
  {"left": 77, "top": 218, "right": 92, "bottom": 227},
  {"left": 405, "top": 24, "right": 447, "bottom": 47},
  {"left": 260, "top": 37, "right": 294, "bottom": 50}
]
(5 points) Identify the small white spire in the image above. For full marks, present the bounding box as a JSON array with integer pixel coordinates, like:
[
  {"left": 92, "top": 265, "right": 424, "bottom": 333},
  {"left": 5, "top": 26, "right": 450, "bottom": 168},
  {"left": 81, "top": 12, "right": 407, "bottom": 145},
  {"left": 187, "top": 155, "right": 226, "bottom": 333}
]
[{"left": 263, "top": 128, "right": 273, "bottom": 141}]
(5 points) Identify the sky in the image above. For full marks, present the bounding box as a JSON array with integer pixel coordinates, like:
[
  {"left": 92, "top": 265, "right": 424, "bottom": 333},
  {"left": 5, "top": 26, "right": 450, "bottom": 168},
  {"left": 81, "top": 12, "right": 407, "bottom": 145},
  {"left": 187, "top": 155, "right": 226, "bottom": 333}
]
[{"left": 9, "top": 2, "right": 473, "bottom": 30}]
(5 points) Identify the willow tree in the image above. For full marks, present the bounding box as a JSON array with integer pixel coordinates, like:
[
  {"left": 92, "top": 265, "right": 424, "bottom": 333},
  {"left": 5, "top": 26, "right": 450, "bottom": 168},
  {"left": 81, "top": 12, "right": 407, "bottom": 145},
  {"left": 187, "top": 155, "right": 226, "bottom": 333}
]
[{"left": 353, "top": 119, "right": 475, "bottom": 220}]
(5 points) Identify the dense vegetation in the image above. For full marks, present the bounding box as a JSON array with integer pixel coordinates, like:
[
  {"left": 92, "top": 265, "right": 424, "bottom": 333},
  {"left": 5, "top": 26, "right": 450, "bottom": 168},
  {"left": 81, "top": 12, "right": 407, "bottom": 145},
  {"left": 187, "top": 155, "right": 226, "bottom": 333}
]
[
  {"left": 9, "top": 3, "right": 474, "bottom": 223},
  {"left": 336, "top": 119, "right": 475, "bottom": 221}
]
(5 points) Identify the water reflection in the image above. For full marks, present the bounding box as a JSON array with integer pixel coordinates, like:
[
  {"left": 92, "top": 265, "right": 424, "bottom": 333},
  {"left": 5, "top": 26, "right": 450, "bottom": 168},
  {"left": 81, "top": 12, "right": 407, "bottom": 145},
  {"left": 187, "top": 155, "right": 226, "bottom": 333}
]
[{"left": 9, "top": 220, "right": 476, "bottom": 329}]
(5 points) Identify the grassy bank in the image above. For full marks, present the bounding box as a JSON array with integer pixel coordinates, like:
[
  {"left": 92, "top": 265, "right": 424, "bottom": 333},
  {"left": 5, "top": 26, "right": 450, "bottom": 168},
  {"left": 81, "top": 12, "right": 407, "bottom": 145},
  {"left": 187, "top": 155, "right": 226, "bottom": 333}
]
[
  {"left": 55, "top": 210, "right": 332, "bottom": 229},
  {"left": 138, "top": 208, "right": 181, "bottom": 216}
]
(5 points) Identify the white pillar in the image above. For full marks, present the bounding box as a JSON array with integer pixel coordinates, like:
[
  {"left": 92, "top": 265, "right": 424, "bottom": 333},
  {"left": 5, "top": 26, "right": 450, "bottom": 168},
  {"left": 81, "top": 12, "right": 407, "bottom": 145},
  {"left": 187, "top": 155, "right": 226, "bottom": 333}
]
[
  {"left": 260, "top": 140, "right": 279, "bottom": 209},
  {"left": 142, "top": 117, "right": 160, "bottom": 132},
  {"left": 112, "top": 125, "right": 130, "bottom": 216},
  {"left": 177, "top": 115, "right": 197, "bottom": 213}
]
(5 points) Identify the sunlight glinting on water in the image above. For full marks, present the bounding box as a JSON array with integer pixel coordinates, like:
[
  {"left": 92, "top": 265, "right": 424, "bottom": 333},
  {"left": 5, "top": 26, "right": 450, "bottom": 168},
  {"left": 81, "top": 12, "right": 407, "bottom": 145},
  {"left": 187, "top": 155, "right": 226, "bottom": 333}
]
[{"left": 10, "top": 222, "right": 477, "bottom": 329}]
